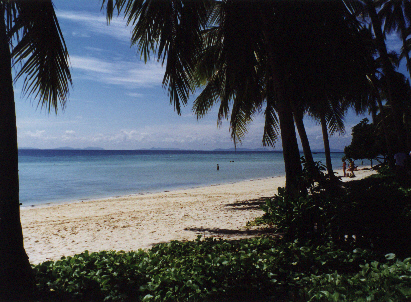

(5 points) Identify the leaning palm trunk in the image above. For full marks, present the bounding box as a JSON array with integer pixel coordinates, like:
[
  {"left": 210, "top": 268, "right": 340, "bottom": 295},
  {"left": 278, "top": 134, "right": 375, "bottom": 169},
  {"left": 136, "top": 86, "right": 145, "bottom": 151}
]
[
  {"left": 259, "top": 10, "right": 302, "bottom": 197},
  {"left": 293, "top": 110, "right": 315, "bottom": 170},
  {"left": 277, "top": 102, "right": 302, "bottom": 196},
  {"left": 0, "top": 11, "right": 34, "bottom": 299},
  {"left": 320, "top": 113, "right": 334, "bottom": 177}
]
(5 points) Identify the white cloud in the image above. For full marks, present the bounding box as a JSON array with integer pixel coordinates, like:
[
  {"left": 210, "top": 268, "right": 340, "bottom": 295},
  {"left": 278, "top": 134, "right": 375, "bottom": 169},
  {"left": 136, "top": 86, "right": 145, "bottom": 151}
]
[
  {"left": 23, "top": 130, "right": 46, "bottom": 138},
  {"left": 126, "top": 92, "right": 144, "bottom": 98},
  {"left": 70, "top": 55, "right": 165, "bottom": 89},
  {"left": 71, "top": 31, "right": 91, "bottom": 38},
  {"left": 56, "top": 10, "right": 132, "bottom": 42},
  {"left": 70, "top": 56, "right": 113, "bottom": 74}
]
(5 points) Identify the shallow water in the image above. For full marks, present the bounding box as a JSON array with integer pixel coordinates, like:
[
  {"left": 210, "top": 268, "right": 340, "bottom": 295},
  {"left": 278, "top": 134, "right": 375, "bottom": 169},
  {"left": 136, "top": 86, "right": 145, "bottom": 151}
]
[{"left": 18, "top": 149, "right": 362, "bottom": 206}]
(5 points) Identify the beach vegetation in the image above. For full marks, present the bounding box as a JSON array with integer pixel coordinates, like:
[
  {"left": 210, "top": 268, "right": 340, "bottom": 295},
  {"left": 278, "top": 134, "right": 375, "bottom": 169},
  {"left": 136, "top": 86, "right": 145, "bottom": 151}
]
[
  {"left": 260, "top": 164, "right": 411, "bottom": 258},
  {"left": 344, "top": 118, "right": 383, "bottom": 165},
  {"left": 0, "top": 1, "right": 71, "bottom": 299},
  {"left": 32, "top": 238, "right": 411, "bottom": 301}
]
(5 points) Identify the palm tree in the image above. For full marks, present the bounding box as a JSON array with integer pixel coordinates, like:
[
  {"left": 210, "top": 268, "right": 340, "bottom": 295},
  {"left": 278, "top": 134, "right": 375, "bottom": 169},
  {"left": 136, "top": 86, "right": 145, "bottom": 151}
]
[
  {"left": 362, "top": 0, "right": 408, "bottom": 152},
  {"left": 103, "top": 0, "right": 302, "bottom": 196},
  {"left": 102, "top": 0, "right": 372, "bottom": 196},
  {"left": 379, "top": 0, "right": 411, "bottom": 77},
  {"left": 0, "top": 1, "right": 71, "bottom": 299}
]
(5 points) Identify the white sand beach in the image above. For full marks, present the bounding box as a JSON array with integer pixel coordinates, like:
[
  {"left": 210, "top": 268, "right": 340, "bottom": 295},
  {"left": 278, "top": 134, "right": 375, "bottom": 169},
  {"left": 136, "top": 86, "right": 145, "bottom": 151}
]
[{"left": 21, "top": 168, "right": 376, "bottom": 264}]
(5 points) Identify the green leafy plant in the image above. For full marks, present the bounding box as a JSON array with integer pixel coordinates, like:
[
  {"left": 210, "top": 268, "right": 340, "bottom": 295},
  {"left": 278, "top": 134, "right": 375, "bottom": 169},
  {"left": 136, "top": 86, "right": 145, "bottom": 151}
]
[
  {"left": 33, "top": 237, "right": 411, "bottom": 302},
  {"left": 304, "top": 254, "right": 411, "bottom": 301}
]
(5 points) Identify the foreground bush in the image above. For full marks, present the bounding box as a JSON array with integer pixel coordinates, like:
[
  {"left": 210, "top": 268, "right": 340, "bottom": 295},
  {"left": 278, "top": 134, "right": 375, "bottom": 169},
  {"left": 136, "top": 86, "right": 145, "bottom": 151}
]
[
  {"left": 305, "top": 254, "right": 411, "bottom": 301},
  {"left": 32, "top": 237, "right": 411, "bottom": 301},
  {"left": 259, "top": 165, "right": 411, "bottom": 257}
]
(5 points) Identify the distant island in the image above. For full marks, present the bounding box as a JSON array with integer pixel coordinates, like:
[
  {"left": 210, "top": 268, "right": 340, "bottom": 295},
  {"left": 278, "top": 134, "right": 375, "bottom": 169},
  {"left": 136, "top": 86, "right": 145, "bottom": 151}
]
[
  {"left": 19, "top": 147, "right": 105, "bottom": 151},
  {"left": 19, "top": 147, "right": 343, "bottom": 152}
]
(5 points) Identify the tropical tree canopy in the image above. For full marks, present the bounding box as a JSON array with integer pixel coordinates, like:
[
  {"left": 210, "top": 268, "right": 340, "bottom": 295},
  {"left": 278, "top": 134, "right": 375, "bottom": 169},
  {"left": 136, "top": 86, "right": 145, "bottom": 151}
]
[
  {"left": 102, "top": 0, "right": 374, "bottom": 194},
  {"left": 344, "top": 118, "right": 382, "bottom": 161}
]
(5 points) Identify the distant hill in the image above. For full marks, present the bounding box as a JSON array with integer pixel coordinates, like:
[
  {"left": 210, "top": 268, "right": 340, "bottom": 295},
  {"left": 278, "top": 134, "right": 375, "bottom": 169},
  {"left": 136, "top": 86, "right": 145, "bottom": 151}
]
[
  {"left": 147, "top": 147, "right": 182, "bottom": 151},
  {"left": 19, "top": 147, "right": 106, "bottom": 150},
  {"left": 53, "top": 147, "right": 76, "bottom": 150},
  {"left": 19, "top": 147, "right": 40, "bottom": 150},
  {"left": 212, "top": 147, "right": 275, "bottom": 152},
  {"left": 82, "top": 147, "right": 105, "bottom": 150},
  {"left": 311, "top": 149, "right": 343, "bottom": 153}
]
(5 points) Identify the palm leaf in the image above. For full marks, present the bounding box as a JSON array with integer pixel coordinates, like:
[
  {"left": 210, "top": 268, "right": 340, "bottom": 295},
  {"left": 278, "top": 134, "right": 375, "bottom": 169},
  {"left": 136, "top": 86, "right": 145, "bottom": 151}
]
[
  {"left": 10, "top": 0, "right": 72, "bottom": 113},
  {"left": 102, "top": 0, "right": 213, "bottom": 114}
]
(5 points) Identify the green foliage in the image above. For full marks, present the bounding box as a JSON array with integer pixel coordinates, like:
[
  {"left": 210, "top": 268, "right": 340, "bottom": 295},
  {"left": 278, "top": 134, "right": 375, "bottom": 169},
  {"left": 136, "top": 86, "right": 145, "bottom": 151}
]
[
  {"left": 260, "top": 158, "right": 345, "bottom": 243},
  {"left": 305, "top": 254, "right": 411, "bottom": 301},
  {"left": 340, "top": 175, "right": 411, "bottom": 257},
  {"left": 260, "top": 161, "right": 411, "bottom": 256},
  {"left": 34, "top": 237, "right": 278, "bottom": 301},
  {"left": 33, "top": 238, "right": 411, "bottom": 302},
  {"left": 260, "top": 187, "right": 341, "bottom": 242},
  {"left": 344, "top": 118, "right": 382, "bottom": 162}
]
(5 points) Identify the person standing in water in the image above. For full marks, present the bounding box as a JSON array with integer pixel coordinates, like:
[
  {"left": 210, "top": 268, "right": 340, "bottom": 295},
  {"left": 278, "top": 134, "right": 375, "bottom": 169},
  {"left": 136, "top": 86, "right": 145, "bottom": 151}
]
[{"left": 217, "top": 164, "right": 219, "bottom": 171}]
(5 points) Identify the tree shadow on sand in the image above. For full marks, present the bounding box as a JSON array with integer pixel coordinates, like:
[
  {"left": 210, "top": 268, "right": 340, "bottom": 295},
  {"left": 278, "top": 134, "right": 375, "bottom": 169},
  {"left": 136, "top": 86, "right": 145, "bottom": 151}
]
[
  {"left": 224, "top": 197, "right": 269, "bottom": 211},
  {"left": 184, "top": 227, "right": 279, "bottom": 237}
]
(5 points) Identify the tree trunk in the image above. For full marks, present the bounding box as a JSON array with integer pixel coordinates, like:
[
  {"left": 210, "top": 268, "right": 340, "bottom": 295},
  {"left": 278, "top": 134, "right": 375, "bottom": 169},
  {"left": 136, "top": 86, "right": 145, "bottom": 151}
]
[
  {"left": 258, "top": 15, "right": 302, "bottom": 196},
  {"left": 277, "top": 102, "right": 302, "bottom": 197},
  {"left": 366, "top": 0, "right": 407, "bottom": 151},
  {"left": 293, "top": 110, "right": 315, "bottom": 169},
  {"left": 320, "top": 113, "right": 334, "bottom": 177},
  {"left": 0, "top": 9, "right": 35, "bottom": 300},
  {"left": 375, "top": 92, "right": 395, "bottom": 167}
]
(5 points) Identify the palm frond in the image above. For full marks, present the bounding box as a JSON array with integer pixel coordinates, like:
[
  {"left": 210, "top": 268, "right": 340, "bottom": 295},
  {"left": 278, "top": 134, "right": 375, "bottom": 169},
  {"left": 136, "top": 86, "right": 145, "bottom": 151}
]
[
  {"left": 262, "top": 90, "right": 279, "bottom": 147},
  {"left": 102, "top": 0, "right": 214, "bottom": 114},
  {"left": 192, "top": 68, "right": 224, "bottom": 119},
  {"left": 325, "top": 100, "right": 346, "bottom": 136},
  {"left": 10, "top": 0, "right": 72, "bottom": 113}
]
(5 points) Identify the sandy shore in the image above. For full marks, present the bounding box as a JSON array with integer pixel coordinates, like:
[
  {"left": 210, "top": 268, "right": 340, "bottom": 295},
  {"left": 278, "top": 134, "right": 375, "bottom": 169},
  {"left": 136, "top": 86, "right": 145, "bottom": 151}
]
[{"left": 21, "top": 168, "right": 375, "bottom": 264}]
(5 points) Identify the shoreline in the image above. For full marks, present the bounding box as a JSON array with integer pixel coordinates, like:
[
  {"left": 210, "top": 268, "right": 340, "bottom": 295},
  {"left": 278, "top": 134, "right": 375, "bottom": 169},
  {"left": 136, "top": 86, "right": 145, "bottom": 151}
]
[
  {"left": 21, "top": 167, "right": 376, "bottom": 264},
  {"left": 20, "top": 175, "right": 285, "bottom": 210}
]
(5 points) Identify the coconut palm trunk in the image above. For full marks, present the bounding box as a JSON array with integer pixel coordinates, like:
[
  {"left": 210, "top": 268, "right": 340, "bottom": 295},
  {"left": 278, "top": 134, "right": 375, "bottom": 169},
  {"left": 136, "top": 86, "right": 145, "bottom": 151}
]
[
  {"left": 320, "top": 113, "right": 334, "bottom": 177},
  {"left": 293, "top": 110, "right": 315, "bottom": 169},
  {"left": 0, "top": 8, "right": 34, "bottom": 298},
  {"left": 277, "top": 103, "right": 303, "bottom": 196}
]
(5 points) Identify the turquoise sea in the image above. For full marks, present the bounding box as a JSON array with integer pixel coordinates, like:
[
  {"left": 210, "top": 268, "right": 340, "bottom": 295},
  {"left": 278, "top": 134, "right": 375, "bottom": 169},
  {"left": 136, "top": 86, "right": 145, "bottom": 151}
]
[{"left": 18, "top": 149, "right": 357, "bottom": 207}]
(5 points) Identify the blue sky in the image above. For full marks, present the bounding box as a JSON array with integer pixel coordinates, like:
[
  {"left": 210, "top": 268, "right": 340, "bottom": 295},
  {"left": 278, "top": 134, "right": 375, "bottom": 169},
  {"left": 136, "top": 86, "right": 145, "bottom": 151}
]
[{"left": 14, "top": 1, "right": 404, "bottom": 151}]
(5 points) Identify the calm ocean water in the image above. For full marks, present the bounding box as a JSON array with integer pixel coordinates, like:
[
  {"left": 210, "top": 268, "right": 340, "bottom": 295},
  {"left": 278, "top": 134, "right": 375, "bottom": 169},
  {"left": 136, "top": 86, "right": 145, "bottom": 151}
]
[{"left": 18, "top": 149, "right": 353, "bottom": 207}]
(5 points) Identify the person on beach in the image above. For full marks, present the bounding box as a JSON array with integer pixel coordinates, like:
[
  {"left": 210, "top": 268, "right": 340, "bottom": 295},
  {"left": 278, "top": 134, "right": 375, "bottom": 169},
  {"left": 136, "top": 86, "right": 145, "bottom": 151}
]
[
  {"left": 342, "top": 160, "right": 347, "bottom": 177},
  {"left": 349, "top": 160, "right": 355, "bottom": 177}
]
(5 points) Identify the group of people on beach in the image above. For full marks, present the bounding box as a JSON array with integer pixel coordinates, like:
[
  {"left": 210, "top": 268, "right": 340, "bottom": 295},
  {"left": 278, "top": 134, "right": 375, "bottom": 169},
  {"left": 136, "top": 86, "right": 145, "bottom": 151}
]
[
  {"left": 342, "top": 159, "right": 356, "bottom": 177},
  {"left": 343, "top": 150, "right": 411, "bottom": 180}
]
